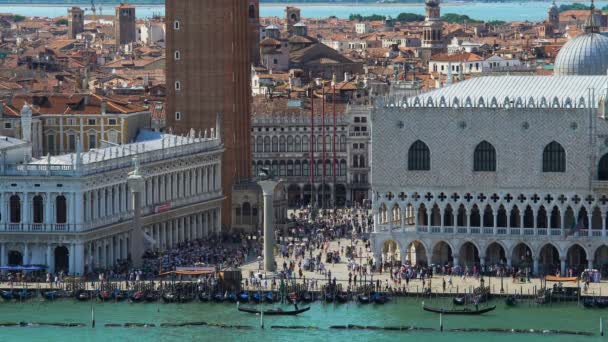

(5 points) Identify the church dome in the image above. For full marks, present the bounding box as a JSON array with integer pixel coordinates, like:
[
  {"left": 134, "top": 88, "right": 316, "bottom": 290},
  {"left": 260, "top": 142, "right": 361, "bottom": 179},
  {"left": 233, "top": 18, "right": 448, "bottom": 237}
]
[{"left": 554, "top": 33, "right": 608, "bottom": 76}]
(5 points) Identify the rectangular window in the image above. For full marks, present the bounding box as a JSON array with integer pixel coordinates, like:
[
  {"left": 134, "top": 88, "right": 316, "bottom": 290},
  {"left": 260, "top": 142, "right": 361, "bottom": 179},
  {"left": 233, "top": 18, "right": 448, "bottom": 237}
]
[
  {"left": 175, "top": 81, "right": 181, "bottom": 90},
  {"left": 88, "top": 119, "right": 96, "bottom": 125},
  {"left": 88, "top": 134, "right": 96, "bottom": 149},
  {"left": 3, "top": 122, "right": 11, "bottom": 129},
  {"left": 174, "top": 20, "right": 180, "bottom": 30},
  {"left": 108, "top": 118, "right": 117, "bottom": 125},
  {"left": 68, "top": 135, "right": 76, "bottom": 152},
  {"left": 175, "top": 112, "right": 181, "bottom": 121},
  {"left": 361, "top": 117, "right": 367, "bottom": 123},
  {"left": 47, "top": 135, "right": 55, "bottom": 154},
  {"left": 354, "top": 117, "right": 360, "bottom": 123}
]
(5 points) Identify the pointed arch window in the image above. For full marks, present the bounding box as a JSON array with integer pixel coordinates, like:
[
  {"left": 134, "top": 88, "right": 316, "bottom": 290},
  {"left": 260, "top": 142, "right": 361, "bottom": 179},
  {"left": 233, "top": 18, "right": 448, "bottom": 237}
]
[
  {"left": 542, "top": 141, "right": 565, "bottom": 172},
  {"left": 408, "top": 140, "right": 430, "bottom": 171},
  {"left": 473, "top": 141, "right": 496, "bottom": 172}
]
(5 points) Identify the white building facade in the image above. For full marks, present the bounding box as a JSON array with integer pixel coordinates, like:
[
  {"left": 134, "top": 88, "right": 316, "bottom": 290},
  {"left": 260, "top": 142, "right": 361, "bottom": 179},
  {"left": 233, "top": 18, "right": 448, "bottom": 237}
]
[
  {"left": 0, "top": 131, "right": 223, "bottom": 276},
  {"left": 370, "top": 76, "right": 608, "bottom": 276}
]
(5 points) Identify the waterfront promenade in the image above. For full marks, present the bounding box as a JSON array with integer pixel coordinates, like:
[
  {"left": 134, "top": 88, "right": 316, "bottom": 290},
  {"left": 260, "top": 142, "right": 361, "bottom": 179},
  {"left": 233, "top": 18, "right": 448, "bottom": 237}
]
[{"left": 240, "top": 238, "right": 607, "bottom": 298}]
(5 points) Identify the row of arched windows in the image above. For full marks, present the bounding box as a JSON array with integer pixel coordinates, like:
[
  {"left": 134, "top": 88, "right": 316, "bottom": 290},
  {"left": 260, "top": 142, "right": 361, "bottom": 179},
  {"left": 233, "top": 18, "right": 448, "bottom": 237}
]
[
  {"left": 253, "top": 160, "right": 348, "bottom": 177},
  {"left": 254, "top": 135, "right": 347, "bottom": 153},
  {"left": 407, "top": 140, "right": 567, "bottom": 173},
  {"left": 6, "top": 195, "right": 67, "bottom": 224}
]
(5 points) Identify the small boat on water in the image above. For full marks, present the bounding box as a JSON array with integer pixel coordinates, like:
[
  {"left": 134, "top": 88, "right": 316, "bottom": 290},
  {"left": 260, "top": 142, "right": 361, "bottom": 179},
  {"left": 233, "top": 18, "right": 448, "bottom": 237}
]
[
  {"left": 212, "top": 293, "right": 225, "bottom": 302},
  {"left": 113, "top": 290, "right": 127, "bottom": 302},
  {"left": 252, "top": 292, "right": 263, "bottom": 303},
  {"left": 583, "top": 297, "right": 608, "bottom": 309},
  {"left": 75, "top": 290, "right": 90, "bottom": 301},
  {"left": 162, "top": 293, "right": 177, "bottom": 303},
  {"left": 238, "top": 292, "right": 249, "bottom": 303},
  {"left": 98, "top": 290, "right": 113, "bottom": 301},
  {"left": 371, "top": 293, "right": 389, "bottom": 304},
  {"left": 301, "top": 292, "right": 313, "bottom": 303},
  {"left": 324, "top": 293, "right": 335, "bottom": 303},
  {"left": 144, "top": 292, "right": 159, "bottom": 303},
  {"left": 423, "top": 305, "right": 496, "bottom": 315},
  {"left": 227, "top": 293, "right": 238, "bottom": 303},
  {"left": 336, "top": 293, "right": 349, "bottom": 303},
  {"left": 453, "top": 296, "right": 466, "bottom": 306},
  {"left": 357, "top": 294, "right": 371, "bottom": 304},
  {"left": 43, "top": 290, "right": 67, "bottom": 301},
  {"left": 0, "top": 290, "right": 14, "bottom": 300},
  {"left": 237, "top": 303, "right": 310, "bottom": 316},
  {"left": 198, "top": 292, "right": 210, "bottom": 302},
  {"left": 505, "top": 296, "right": 518, "bottom": 307},
  {"left": 130, "top": 291, "right": 145, "bottom": 303},
  {"left": 15, "top": 290, "right": 35, "bottom": 300},
  {"left": 264, "top": 292, "right": 274, "bottom": 303}
]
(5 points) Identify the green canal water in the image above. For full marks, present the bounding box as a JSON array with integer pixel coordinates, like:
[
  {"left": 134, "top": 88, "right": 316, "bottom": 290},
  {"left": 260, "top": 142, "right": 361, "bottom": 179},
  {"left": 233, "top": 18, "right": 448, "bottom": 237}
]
[{"left": 0, "top": 298, "right": 604, "bottom": 341}]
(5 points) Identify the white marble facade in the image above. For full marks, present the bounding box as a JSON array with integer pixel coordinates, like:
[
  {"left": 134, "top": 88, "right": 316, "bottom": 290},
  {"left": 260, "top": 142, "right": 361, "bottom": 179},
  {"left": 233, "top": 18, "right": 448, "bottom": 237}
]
[
  {"left": 370, "top": 76, "right": 608, "bottom": 275},
  {"left": 0, "top": 130, "right": 224, "bottom": 275}
]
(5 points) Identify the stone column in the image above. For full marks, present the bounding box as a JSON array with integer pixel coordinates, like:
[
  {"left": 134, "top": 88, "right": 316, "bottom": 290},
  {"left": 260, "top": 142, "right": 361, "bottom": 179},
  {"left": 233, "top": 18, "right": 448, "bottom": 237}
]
[
  {"left": 453, "top": 254, "right": 460, "bottom": 268},
  {"left": 47, "top": 244, "right": 53, "bottom": 274},
  {"left": 127, "top": 157, "right": 145, "bottom": 268},
  {"left": 533, "top": 257, "right": 539, "bottom": 275},
  {"left": 561, "top": 212, "right": 566, "bottom": 237},
  {"left": 588, "top": 258, "right": 594, "bottom": 270},
  {"left": 493, "top": 213, "right": 497, "bottom": 234},
  {"left": 22, "top": 192, "right": 29, "bottom": 225},
  {"left": 108, "top": 238, "right": 114, "bottom": 268},
  {"left": 0, "top": 243, "right": 4, "bottom": 267},
  {"left": 480, "top": 256, "right": 486, "bottom": 267},
  {"left": 74, "top": 243, "right": 84, "bottom": 276},
  {"left": 44, "top": 193, "right": 53, "bottom": 225},
  {"left": 560, "top": 257, "right": 566, "bottom": 276},
  {"left": 588, "top": 213, "right": 593, "bottom": 237},
  {"left": 69, "top": 243, "right": 75, "bottom": 274},
  {"left": 602, "top": 213, "right": 607, "bottom": 238},
  {"left": 259, "top": 180, "right": 278, "bottom": 272}
]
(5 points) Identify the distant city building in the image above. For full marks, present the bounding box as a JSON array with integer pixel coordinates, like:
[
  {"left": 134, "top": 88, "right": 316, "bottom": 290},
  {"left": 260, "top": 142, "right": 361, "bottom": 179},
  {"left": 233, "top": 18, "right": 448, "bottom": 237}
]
[
  {"left": 285, "top": 6, "right": 301, "bottom": 35},
  {"left": 115, "top": 3, "right": 137, "bottom": 47},
  {"left": 420, "top": 0, "right": 445, "bottom": 63},
  {"left": 251, "top": 96, "right": 371, "bottom": 208},
  {"left": 67, "top": 7, "right": 84, "bottom": 40}
]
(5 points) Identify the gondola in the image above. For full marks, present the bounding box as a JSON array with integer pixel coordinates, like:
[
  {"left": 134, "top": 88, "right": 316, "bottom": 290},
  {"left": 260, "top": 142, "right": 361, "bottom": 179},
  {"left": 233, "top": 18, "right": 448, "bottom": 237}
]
[
  {"left": 238, "top": 292, "right": 250, "bottom": 303},
  {"left": 583, "top": 298, "right": 608, "bottom": 309},
  {"left": 98, "top": 290, "right": 113, "bottom": 301},
  {"left": 336, "top": 293, "right": 349, "bottom": 303},
  {"left": 15, "top": 290, "right": 35, "bottom": 300},
  {"left": 324, "top": 293, "right": 335, "bottom": 303},
  {"left": 371, "top": 293, "right": 389, "bottom": 304},
  {"left": 423, "top": 305, "right": 496, "bottom": 315},
  {"left": 176, "top": 294, "right": 195, "bottom": 303},
  {"left": 212, "top": 293, "right": 225, "bottom": 302},
  {"left": 505, "top": 296, "right": 518, "bottom": 307},
  {"left": 43, "top": 290, "right": 66, "bottom": 301},
  {"left": 113, "top": 290, "right": 127, "bottom": 302},
  {"left": 301, "top": 292, "right": 313, "bottom": 303},
  {"left": 357, "top": 294, "right": 371, "bottom": 304},
  {"left": 226, "top": 293, "right": 238, "bottom": 303},
  {"left": 264, "top": 292, "right": 274, "bottom": 303},
  {"left": 453, "top": 296, "right": 466, "bottom": 306},
  {"left": 0, "top": 290, "right": 14, "bottom": 300},
  {"left": 75, "top": 290, "right": 90, "bottom": 301},
  {"left": 162, "top": 293, "right": 177, "bottom": 303},
  {"left": 144, "top": 292, "right": 159, "bottom": 303},
  {"left": 198, "top": 292, "right": 210, "bottom": 302},
  {"left": 237, "top": 304, "right": 311, "bottom": 316},
  {"left": 129, "top": 291, "right": 145, "bottom": 303},
  {"left": 252, "top": 292, "right": 263, "bottom": 303}
]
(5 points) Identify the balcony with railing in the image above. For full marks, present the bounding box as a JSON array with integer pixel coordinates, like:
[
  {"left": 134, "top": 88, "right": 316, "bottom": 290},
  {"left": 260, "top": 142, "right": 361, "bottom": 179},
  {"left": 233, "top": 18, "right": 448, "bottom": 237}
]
[
  {"left": 374, "top": 224, "right": 606, "bottom": 240},
  {"left": 0, "top": 191, "right": 224, "bottom": 234}
]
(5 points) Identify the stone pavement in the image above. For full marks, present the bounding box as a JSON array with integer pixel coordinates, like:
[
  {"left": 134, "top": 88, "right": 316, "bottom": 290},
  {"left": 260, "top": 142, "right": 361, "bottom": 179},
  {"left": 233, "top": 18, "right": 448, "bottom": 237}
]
[{"left": 241, "top": 238, "right": 608, "bottom": 297}]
